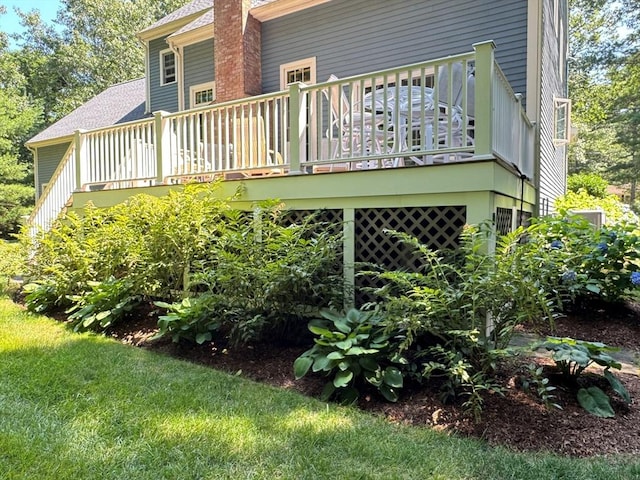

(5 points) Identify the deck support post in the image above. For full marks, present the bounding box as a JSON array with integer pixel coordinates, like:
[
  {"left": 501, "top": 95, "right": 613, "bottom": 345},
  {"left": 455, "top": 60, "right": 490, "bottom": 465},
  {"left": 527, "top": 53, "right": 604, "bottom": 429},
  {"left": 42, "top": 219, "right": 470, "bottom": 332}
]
[
  {"left": 343, "top": 207, "right": 355, "bottom": 310},
  {"left": 287, "top": 82, "right": 306, "bottom": 175},
  {"left": 74, "top": 129, "right": 87, "bottom": 191},
  {"left": 472, "top": 41, "right": 496, "bottom": 160},
  {"left": 154, "top": 111, "right": 170, "bottom": 184}
]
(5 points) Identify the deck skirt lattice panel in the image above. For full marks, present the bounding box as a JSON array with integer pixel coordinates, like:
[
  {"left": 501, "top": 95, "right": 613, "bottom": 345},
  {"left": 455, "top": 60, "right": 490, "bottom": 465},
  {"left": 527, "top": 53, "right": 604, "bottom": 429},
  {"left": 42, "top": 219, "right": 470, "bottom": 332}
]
[
  {"left": 354, "top": 206, "right": 466, "bottom": 305},
  {"left": 495, "top": 207, "right": 514, "bottom": 236}
]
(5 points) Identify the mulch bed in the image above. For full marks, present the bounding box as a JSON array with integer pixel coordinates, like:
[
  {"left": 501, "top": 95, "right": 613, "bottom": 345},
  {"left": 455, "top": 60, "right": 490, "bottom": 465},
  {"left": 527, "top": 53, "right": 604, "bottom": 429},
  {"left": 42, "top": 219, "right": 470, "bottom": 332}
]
[{"left": 82, "top": 299, "right": 640, "bottom": 457}]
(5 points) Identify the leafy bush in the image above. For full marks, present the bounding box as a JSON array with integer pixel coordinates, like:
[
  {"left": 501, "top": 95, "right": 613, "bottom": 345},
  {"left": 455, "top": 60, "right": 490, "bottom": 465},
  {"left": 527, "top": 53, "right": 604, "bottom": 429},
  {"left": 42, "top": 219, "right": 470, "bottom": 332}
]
[
  {"left": 0, "top": 240, "right": 25, "bottom": 279},
  {"left": 567, "top": 173, "right": 608, "bottom": 198},
  {"left": 368, "top": 225, "right": 554, "bottom": 418},
  {"left": 535, "top": 337, "right": 631, "bottom": 417},
  {"left": 66, "top": 277, "right": 141, "bottom": 332},
  {"left": 154, "top": 295, "right": 221, "bottom": 344},
  {"left": 294, "top": 309, "right": 405, "bottom": 404},
  {"left": 191, "top": 202, "right": 343, "bottom": 345},
  {"left": 23, "top": 280, "right": 68, "bottom": 313},
  {"left": 523, "top": 215, "right": 640, "bottom": 305},
  {"left": 26, "top": 183, "right": 343, "bottom": 346},
  {"left": 555, "top": 189, "right": 638, "bottom": 225},
  {"left": 25, "top": 183, "right": 236, "bottom": 301}
]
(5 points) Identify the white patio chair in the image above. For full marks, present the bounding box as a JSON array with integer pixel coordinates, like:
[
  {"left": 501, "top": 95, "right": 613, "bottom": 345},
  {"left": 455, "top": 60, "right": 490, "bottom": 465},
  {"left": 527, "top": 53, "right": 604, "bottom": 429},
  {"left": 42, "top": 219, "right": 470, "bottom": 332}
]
[
  {"left": 317, "top": 75, "right": 397, "bottom": 172},
  {"left": 403, "top": 63, "right": 475, "bottom": 164}
]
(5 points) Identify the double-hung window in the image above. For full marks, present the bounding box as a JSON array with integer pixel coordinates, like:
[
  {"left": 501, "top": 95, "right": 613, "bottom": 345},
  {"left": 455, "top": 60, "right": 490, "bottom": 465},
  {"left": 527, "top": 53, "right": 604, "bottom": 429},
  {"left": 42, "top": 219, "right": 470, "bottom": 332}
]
[{"left": 160, "top": 49, "right": 176, "bottom": 85}]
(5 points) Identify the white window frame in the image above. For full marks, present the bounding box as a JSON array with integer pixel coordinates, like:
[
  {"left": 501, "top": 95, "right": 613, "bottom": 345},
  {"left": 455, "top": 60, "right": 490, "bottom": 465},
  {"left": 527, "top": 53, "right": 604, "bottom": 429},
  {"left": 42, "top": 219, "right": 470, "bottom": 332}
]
[
  {"left": 190, "top": 81, "right": 216, "bottom": 108},
  {"left": 160, "top": 49, "right": 176, "bottom": 86},
  {"left": 280, "top": 57, "right": 316, "bottom": 89},
  {"left": 553, "top": 97, "right": 572, "bottom": 146}
]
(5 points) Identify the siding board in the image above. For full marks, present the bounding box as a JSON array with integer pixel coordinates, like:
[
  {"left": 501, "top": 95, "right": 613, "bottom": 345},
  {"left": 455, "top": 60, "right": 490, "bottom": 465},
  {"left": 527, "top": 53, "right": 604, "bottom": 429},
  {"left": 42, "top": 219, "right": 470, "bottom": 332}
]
[
  {"left": 538, "top": 0, "right": 568, "bottom": 213},
  {"left": 262, "top": 0, "right": 528, "bottom": 96},
  {"left": 36, "top": 142, "right": 71, "bottom": 198},
  {"left": 183, "top": 39, "right": 215, "bottom": 109},
  {"left": 149, "top": 37, "right": 179, "bottom": 112}
]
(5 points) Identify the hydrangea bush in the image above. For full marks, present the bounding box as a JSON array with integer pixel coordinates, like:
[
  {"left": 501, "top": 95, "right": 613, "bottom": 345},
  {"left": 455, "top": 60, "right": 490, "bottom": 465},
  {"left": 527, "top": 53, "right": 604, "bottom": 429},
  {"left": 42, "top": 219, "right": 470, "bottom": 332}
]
[{"left": 524, "top": 215, "right": 640, "bottom": 306}]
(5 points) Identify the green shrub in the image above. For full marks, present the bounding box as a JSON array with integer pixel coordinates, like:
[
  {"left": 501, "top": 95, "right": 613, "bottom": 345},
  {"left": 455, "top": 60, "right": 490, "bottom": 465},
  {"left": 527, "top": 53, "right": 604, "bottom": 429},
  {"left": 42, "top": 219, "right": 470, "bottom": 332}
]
[
  {"left": 294, "top": 309, "right": 406, "bottom": 404},
  {"left": 555, "top": 189, "right": 638, "bottom": 225},
  {"left": 534, "top": 337, "right": 631, "bottom": 417},
  {"left": 567, "top": 173, "right": 608, "bottom": 198},
  {"left": 191, "top": 202, "right": 343, "bottom": 345},
  {"left": 369, "top": 225, "right": 554, "bottom": 419},
  {"left": 25, "top": 182, "right": 236, "bottom": 301},
  {"left": 26, "top": 182, "right": 343, "bottom": 346},
  {"left": 66, "top": 277, "right": 141, "bottom": 332},
  {"left": 0, "top": 240, "right": 26, "bottom": 279},
  {"left": 523, "top": 215, "right": 640, "bottom": 305}
]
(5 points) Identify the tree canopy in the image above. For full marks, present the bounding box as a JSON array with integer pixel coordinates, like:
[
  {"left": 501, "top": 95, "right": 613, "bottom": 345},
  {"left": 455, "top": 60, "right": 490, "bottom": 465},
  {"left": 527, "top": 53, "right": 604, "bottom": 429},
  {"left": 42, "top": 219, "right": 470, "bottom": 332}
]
[
  {"left": 568, "top": 0, "right": 640, "bottom": 206},
  {"left": 0, "top": 0, "right": 190, "bottom": 238}
]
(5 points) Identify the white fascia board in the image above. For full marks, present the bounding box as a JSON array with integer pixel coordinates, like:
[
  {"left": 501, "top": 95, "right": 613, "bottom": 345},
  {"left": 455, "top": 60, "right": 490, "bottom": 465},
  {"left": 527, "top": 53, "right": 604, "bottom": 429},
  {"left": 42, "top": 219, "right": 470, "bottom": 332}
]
[
  {"left": 251, "top": 0, "right": 332, "bottom": 21},
  {"left": 167, "top": 25, "right": 214, "bottom": 48}
]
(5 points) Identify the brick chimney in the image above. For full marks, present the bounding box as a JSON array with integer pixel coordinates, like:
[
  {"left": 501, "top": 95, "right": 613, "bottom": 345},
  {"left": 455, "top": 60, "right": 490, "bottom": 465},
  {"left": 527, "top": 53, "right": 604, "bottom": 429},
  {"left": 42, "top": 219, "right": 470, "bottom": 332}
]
[{"left": 214, "top": 0, "right": 262, "bottom": 102}]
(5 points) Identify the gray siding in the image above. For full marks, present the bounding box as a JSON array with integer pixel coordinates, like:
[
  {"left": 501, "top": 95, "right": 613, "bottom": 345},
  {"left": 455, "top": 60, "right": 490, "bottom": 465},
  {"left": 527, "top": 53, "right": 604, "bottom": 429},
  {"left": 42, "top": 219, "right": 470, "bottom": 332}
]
[
  {"left": 36, "top": 142, "right": 72, "bottom": 199},
  {"left": 261, "top": 0, "right": 528, "bottom": 97},
  {"left": 183, "top": 39, "right": 215, "bottom": 109},
  {"left": 538, "top": 0, "right": 568, "bottom": 214},
  {"left": 149, "top": 36, "right": 179, "bottom": 113}
]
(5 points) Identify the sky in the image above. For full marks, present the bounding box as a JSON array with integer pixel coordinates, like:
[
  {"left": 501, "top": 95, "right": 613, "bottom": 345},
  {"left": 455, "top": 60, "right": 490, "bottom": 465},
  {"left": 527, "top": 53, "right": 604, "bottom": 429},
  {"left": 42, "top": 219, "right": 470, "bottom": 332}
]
[{"left": 0, "top": 0, "right": 62, "bottom": 47}]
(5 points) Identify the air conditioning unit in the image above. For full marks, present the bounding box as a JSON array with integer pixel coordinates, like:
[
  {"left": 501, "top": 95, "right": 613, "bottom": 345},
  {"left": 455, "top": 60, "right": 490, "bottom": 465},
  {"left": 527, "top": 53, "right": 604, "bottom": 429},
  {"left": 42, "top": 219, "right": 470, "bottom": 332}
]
[{"left": 569, "top": 209, "right": 606, "bottom": 229}]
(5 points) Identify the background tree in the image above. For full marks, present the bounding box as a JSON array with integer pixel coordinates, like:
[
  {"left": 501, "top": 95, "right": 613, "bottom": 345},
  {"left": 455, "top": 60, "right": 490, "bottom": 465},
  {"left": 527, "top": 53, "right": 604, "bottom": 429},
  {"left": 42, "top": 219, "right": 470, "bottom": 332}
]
[
  {"left": 0, "top": 0, "right": 191, "bottom": 237},
  {"left": 12, "top": 0, "right": 190, "bottom": 123},
  {"left": 0, "top": 6, "right": 40, "bottom": 238},
  {"left": 568, "top": 0, "right": 640, "bottom": 204}
]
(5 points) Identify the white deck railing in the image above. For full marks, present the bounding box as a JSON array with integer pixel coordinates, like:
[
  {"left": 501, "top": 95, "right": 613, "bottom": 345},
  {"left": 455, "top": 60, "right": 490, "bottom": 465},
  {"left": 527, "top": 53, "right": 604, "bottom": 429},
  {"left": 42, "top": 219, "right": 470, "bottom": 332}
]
[
  {"left": 28, "top": 143, "right": 76, "bottom": 234},
  {"left": 30, "top": 41, "right": 534, "bottom": 234},
  {"left": 81, "top": 118, "right": 157, "bottom": 188},
  {"left": 163, "top": 91, "right": 290, "bottom": 181}
]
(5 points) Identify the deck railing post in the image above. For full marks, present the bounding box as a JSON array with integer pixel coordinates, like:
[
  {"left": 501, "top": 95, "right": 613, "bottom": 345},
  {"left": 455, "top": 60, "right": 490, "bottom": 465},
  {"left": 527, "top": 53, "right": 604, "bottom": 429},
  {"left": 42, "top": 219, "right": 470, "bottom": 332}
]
[
  {"left": 154, "top": 111, "right": 170, "bottom": 184},
  {"left": 287, "top": 82, "right": 306, "bottom": 175},
  {"left": 472, "top": 41, "right": 496, "bottom": 160},
  {"left": 74, "top": 129, "right": 86, "bottom": 191}
]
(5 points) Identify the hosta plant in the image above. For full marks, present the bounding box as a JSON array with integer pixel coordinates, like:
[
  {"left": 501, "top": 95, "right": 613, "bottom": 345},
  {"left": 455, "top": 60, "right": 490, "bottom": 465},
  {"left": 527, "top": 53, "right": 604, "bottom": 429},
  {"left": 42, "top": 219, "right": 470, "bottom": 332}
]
[
  {"left": 66, "top": 277, "right": 141, "bottom": 332},
  {"left": 294, "top": 309, "right": 406, "bottom": 404},
  {"left": 153, "top": 294, "right": 221, "bottom": 344},
  {"left": 535, "top": 336, "right": 631, "bottom": 417}
]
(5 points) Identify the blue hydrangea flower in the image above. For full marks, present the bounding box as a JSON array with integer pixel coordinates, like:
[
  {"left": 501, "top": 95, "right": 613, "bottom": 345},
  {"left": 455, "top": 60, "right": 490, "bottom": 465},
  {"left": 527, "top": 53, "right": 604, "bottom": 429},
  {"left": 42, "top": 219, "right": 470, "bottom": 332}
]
[
  {"left": 631, "top": 272, "right": 640, "bottom": 286},
  {"left": 562, "top": 270, "right": 577, "bottom": 283},
  {"left": 550, "top": 240, "right": 563, "bottom": 249},
  {"left": 596, "top": 242, "right": 608, "bottom": 253},
  {"left": 609, "top": 232, "right": 618, "bottom": 241}
]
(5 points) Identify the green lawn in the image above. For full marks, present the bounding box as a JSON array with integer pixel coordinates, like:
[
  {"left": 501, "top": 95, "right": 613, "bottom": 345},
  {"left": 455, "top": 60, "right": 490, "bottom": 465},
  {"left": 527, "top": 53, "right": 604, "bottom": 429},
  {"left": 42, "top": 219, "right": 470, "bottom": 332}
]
[{"left": 0, "top": 297, "right": 638, "bottom": 480}]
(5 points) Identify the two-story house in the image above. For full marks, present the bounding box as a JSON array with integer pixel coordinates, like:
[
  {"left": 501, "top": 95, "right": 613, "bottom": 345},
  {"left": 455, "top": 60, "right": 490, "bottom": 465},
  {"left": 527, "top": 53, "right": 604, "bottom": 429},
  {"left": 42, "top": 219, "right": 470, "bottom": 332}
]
[{"left": 26, "top": 0, "right": 569, "bottom": 296}]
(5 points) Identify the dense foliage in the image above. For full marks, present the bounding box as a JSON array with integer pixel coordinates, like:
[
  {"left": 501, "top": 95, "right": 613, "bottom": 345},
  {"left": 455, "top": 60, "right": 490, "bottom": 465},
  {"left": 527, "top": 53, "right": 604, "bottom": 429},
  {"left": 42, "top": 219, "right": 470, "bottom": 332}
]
[
  {"left": 24, "top": 183, "right": 343, "bottom": 342},
  {"left": 22, "top": 180, "right": 640, "bottom": 419}
]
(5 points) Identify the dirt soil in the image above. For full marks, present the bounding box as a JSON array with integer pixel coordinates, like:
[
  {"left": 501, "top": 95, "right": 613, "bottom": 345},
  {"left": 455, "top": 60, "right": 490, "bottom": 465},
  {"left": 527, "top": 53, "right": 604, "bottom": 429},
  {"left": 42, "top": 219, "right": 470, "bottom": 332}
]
[{"left": 106, "top": 300, "right": 640, "bottom": 458}]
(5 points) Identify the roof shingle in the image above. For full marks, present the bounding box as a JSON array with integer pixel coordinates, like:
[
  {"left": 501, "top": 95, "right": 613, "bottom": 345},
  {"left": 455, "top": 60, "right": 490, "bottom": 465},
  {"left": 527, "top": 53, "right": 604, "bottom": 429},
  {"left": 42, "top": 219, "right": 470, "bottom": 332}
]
[{"left": 28, "top": 78, "right": 147, "bottom": 145}]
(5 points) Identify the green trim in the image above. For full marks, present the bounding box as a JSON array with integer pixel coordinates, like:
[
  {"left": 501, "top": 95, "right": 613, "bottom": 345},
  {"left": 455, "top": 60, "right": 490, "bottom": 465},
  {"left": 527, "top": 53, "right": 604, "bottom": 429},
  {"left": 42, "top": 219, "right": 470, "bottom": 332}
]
[{"left": 70, "top": 161, "right": 530, "bottom": 216}]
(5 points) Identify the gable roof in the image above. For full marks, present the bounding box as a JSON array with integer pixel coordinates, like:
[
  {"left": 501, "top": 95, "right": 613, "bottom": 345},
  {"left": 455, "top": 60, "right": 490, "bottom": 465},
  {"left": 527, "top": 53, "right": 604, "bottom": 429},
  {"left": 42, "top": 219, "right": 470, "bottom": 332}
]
[
  {"left": 138, "top": 0, "right": 212, "bottom": 39},
  {"left": 27, "top": 78, "right": 147, "bottom": 146},
  {"left": 139, "top": 0, "right": 302, "bottom": 41},
  {"left": 169, "top": 8, "right": 214, "bottom": 40}
]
